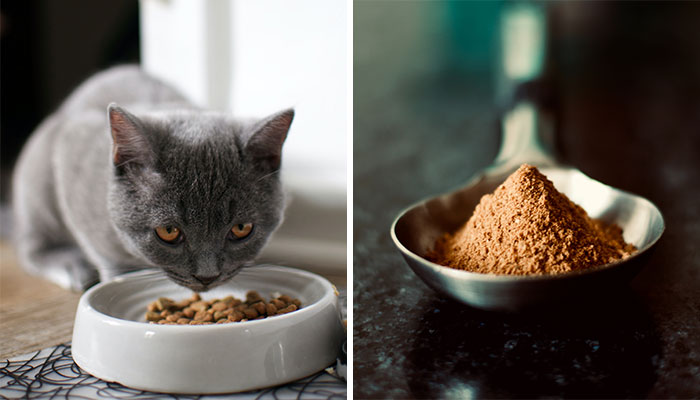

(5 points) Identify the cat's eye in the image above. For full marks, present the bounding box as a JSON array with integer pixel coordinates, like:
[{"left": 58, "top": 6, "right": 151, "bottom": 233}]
[
  {"left": 155, "top": 226, "right": 182, "bottom": 244},
  {"left": 230, "top": 223, "right": 253, "bottom": 240}
]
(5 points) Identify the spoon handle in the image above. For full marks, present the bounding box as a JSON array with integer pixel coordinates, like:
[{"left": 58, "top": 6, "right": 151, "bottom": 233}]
[
  {"left": 488, "top": 3, "right": 558, "bottom": 176},
  {"left": 492, "top": 102, "right": 557, "bottom": 171}
]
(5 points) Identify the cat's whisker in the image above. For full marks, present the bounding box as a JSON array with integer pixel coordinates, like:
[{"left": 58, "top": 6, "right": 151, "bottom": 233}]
[
  {"left": 241, "top": 261, "right": 260, "bottom": 269},
  {"left": 241, "top": 263, "right": 277, "bottom": 269},
  {"left": 138, "top": 267, "right": 161, "bottom": 275},
  {"left": 124, "top": 267, "right": 162, "bottom": 281},
  {"left": 245, "top": 259, "right": 295, "bottom": 268},
  {"left": 256, "top": 169, "right": 280, "bottom": 183}
]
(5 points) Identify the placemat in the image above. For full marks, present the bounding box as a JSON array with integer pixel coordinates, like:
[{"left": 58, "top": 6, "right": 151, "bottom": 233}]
[{"left": 0, "top": 342, "right": 345, "bottom": 399}]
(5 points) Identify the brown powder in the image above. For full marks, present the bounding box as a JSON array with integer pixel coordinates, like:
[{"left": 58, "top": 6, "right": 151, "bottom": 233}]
[{"left": 429, "top": 164, "right": 636, "bottom": 275}]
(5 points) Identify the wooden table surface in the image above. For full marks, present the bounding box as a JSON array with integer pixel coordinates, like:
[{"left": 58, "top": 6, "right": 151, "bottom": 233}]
[
  {"left": 0, "top": 241, "right": 346, "bottom": 360},
  {"left": 0, "top": 242, "right": 81, "bottom": 359}
]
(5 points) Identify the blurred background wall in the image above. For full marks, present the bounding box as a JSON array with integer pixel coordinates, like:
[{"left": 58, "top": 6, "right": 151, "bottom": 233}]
[
  {"left": 0, "top": 0, "right": 140, "bottom": 188},
  {"left": 354, "top": 1, "right": 700, "bottom": 195}
]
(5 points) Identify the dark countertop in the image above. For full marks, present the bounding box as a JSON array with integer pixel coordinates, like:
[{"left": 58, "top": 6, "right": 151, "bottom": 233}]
[{"left": 353, "top": 2, "right": 700, "bottom": 398}]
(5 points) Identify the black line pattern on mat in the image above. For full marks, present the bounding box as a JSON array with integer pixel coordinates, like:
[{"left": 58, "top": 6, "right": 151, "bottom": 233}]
[{"left": 0, "top": 343, "right": 346, "bottom": 400}]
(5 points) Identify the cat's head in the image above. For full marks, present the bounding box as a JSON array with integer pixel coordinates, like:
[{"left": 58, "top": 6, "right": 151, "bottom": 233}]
[{"left": 106, "top": 104, "right": 294, "bottom": 291}]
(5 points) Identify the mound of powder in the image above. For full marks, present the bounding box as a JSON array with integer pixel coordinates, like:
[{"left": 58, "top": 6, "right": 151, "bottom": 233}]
[{"left": 429, "top": 164, "right": 636, "bottom": 275}]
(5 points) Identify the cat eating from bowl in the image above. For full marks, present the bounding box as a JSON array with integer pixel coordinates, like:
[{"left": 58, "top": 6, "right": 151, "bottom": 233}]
[{"left": 13, "top": 66, "right": 294, "bottom": 292}]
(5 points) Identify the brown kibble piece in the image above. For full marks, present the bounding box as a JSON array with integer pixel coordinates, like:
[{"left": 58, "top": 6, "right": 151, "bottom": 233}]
[
  {"left": 228, "top": 311, "right": 243, "bottom": 322},
  {"left": 190, "top": 301, "right": 209, "bottom": 312},
  {"left": 166, "top": 314, "right": 180, "bottom": 322},
  {"left": 271, "top": 299, "right": 286, "bottom": 309},
  {"left": 291, "top": 299, "right": 301, "bottom": 307},
  {"left": 246, "top": 291, "right": 263, "bottom": 303},
  {"left": 194, "top": 310, "right": 213, "bottom": 322},
  {"left": 193, "top": 310, "right": 206, "bottom": 321},
  {"left": 155, "top": 297, "right": 174, "bottom": 311},
  {"left": 147, "top": 303, "right": 157, "bottom": 312},
  {"left": 428, "top": 164, "right": 637, "bottom": 275},
  {"left": 266, "top": 303, "right": 278, "bottom": 315},
  {"left": 213, "top": 310, "right": 226, "bottom": 321},
  {"left": 177, "top": 318, "right": 191, "bottom": 324},
  {"left": 277, "top": 304, "right": 297, "bottom": 315},
  {"left": 146, "top": 311, "right": 162, "bottom": 322},
  {"left": 278, "top": 295, "right": 293, "bottom": 304},
  {"left": 211, "top": 302, "right": 228, "bottom": 312},
  {"left": 252, "top": 302, "right": 266, "bottom": 315},
  {"left": 182, "top": 307, "right": 195, "bottom": 318},
  {"left": 243, "top": 308, "right": 259, "bottom": 319}
]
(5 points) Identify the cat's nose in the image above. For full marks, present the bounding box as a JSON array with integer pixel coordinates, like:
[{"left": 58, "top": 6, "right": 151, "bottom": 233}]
[{"left": 194, "top": 273, "right": 220, "bottom": 285}]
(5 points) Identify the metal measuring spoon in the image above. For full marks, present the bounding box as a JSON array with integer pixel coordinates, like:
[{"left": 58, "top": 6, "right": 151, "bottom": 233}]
[
  {"left": 390, "top": 4, "right": 664, "bottom": 311},
  {"left": 390, "top": 102, "right": 665, "bottom": 311}
]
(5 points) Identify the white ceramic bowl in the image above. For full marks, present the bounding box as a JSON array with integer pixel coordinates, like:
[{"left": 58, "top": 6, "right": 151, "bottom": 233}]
[{"left": 71, "top": 266, "right": 345, "bottom": 394}]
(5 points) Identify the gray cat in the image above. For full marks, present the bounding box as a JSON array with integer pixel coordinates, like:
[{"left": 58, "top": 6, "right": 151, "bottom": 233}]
[{"left": 12, "top": 65, "right": 294, "bottom": 292}]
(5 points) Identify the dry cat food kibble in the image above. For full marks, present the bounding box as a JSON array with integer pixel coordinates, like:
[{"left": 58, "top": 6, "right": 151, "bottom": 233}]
[
  {"left": 145, "top": 291, "right": 302, "bottom": 325},
  {"left": 429, "top": 164, "right": 637, "bottom": 275}
]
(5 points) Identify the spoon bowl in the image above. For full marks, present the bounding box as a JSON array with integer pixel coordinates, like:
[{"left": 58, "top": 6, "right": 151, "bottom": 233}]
[
  {"left": 391, "top": 164, "right": 664, "bottom": 311},
  {"left": 390, "top": 100, "right": 665, "bottom": 311}
]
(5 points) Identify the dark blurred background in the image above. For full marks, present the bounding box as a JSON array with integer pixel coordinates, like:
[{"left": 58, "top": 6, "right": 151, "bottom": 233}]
[
  {"left": 0, "top": 0, "right": 140, "bottom": 200},
  {"left": 355, "top": 1, "right": 700, "bottom": 398}
]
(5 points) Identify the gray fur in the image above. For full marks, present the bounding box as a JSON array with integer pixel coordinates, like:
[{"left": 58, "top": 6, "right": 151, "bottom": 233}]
[{"left": 12, "top": 65, "right": 293, "bottom": 292}]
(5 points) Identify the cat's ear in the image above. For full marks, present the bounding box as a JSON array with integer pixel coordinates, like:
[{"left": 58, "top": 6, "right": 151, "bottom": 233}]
[
  {"left": 245, "top": 108, "right": 294, "bottom": 172},
  {"left": 108, "top": 103, "right": 152, "bottom": 169}
]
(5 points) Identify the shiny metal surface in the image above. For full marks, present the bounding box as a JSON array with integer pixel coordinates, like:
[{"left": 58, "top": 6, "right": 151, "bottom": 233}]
[{"left": 391, "top": 161, "right": 665, "bottom": 311}]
